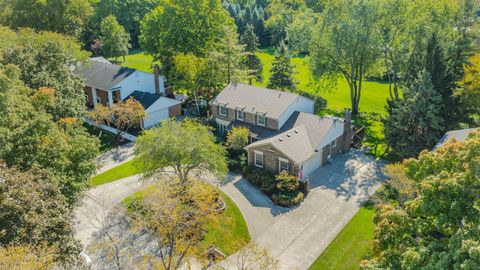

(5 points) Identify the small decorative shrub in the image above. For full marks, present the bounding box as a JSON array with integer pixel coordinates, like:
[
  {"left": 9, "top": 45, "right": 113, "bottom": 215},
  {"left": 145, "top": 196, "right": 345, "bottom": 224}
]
[
  {"left": 275, "top": 171, "right": 300, "bottom": 192},
  {"left": 271, "top": 191, "right": 304, "bottom": 207}
]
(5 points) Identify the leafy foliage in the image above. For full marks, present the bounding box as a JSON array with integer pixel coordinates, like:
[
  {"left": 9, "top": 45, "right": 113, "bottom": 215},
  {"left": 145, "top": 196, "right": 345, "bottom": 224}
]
[
  {"left": 0, "top": 164, "right": 80, "bottom": 263},
  {"left": 363, "top": 130, "right": 480, "bottom": 269},
  {"left": 0, "top": 244, "right": 58, "bottom": 270},
  {"left": 135, "top": 119, "right": 228, "bottom": 184},
  {"left": 99, "top": 15, "right": 131, "bottom": 60},
  {"left": 226, "top": 127, "right": 250, "bottom": 151},
  {"left": 240, "top": 23, "right": 263, "bottom": 84}
]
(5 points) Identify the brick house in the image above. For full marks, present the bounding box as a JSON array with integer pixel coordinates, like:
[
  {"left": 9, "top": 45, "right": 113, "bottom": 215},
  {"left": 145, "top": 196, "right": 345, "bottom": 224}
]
[
  {"left": 75, "top": 57, "right": 182, "bottom": 128},
  {"left": 210, "top": 83, "right": 352, "bottom": 180}
]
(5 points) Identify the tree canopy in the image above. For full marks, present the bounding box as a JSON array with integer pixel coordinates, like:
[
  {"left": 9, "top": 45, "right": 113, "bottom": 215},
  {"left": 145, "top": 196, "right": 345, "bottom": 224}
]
[
  {"left": 99, "top": 15, "right": 131, "bottom": 60},
  {"left": 135, "top": 119, "right": 228, "bottom": 184}
]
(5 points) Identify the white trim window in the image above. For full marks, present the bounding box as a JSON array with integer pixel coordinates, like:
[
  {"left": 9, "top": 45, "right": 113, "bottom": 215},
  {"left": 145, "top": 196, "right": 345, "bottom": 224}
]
[
  {"left": 331, "top": 139, "right": 336, "bottom": 148},
  {"left": 254, "top": 151, "right": 264, "bottom": 168},
  {"left": 278, "top": 157, "right": 289, "bottom": 173},
  {"left": 219, "top": 105, "right": 228, "bottom": 116},
  {"left": 257, "top": 114, "right": 266, "bottom": 126},
  {"left": 237, "top": 109, "right": 245, "bottom": 121}
]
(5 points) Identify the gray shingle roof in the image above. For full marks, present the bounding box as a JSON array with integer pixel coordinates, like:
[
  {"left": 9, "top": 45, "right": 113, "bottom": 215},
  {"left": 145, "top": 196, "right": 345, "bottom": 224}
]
[
  {"left": 74, "top": 58, "right": 136, "bottom": 90},
  {"left": 247, "top": 112, "right": 343, "bottom": 164},
  {"left": 435, "top": 127, "right": 479, "bottom": 149},
  {"left": 124, "top": 91, "right": 160, "bottom": 109},
  {"left": 211, "top": 83, "right": 310, "bottom": 119}
]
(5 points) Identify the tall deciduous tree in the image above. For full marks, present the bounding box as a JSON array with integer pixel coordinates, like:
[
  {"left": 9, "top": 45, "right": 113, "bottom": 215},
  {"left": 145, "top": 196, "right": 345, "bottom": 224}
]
[
  {"left": 240, "top": 23, "right": 263, "bottom": 85},
  {"left": 5, "top": 0, "right": 93, "bottom": 37},
  {"left": 172, "top": 53, "right": 207, "bottom": 115},
  {"left": 100, "top": 15, "right": 131, "bottom": 61},
  {"left": 363, "top": 130, "right": 480, "bottom": 269},
  {"left": 0, "top": 164, "right": 80, "bottom": 263},
  {"left": 135, "top": 119, "right": 228, "bottom": 184},
  {"left": 310, "top": 0, "right": 379, "bottom": 116},
  {"left": 384, "top": 70, "right": 444, "bottom": 158},
  {"left": 0, "top": 64, "right": 99, "bottom": 204},
  {"left": 139, "top": 0, "right": 234, "bottom": 78},
  {"left": 267, "top": 41, "right": 296, "bottom": 91}
]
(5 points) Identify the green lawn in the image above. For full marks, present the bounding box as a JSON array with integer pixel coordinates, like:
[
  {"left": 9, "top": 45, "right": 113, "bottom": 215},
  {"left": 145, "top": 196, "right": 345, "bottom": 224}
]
[
  {"left": 123, "top": 185, "right": 250, "bottom": 256},
  {"left": 308, "top": 206, "right": 375, "bottom": 270},
  {"left": 109, "top": 50, "right": 159, "bottom": 73},
  {"left": 90, "top": 158, "right": 143, "bottom": 186}
]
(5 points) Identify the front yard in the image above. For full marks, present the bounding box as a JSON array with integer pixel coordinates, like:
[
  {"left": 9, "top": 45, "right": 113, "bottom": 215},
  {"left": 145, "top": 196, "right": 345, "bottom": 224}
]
[
  {"left": 90, "top": 158, "right": 142, "bottom": 186},
  {"left": 308, "top": 205, "right": 375, "bottom": 270},
  {"left": 123, "top": 185, "right": 250, "bottom": 256}
]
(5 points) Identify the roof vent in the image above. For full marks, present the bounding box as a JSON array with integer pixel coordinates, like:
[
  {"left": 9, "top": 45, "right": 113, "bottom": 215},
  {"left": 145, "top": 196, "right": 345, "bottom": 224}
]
[
  {"left": 287, "top": 134, "right": 291, "bottom": 137},
  {"left": 279, "top": 138, "right": 283, "bottom": 142},
  {"left": 295, "top": 129, "right": 299, "bottom": 133}
]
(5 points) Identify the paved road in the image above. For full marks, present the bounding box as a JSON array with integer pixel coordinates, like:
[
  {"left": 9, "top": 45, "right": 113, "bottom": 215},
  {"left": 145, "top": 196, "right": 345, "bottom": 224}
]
[
  {"left": 74, "top": 175, "right": 145, "bottom": 248},
  {"left": 221, "top": 150, "right": 384, "bottom": 270}
]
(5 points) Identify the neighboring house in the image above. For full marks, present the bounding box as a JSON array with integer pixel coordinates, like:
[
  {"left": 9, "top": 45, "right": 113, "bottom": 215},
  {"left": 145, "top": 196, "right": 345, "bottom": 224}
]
[
  {"left": 210, "top": 83, "right": 352, "bottom": 180},
  {"left": 75, "top": 57, "right": 181, "bottom": 128},
  {"left": 434, "top": 127, "right": 479, "bottom": 149}
]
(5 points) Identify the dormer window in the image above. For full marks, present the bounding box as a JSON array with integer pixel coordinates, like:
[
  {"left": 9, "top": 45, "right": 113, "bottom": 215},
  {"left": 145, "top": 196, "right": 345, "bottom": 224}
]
[
  {"left": 257, "top": 114, "right": 266, "bottom": 126},
  {"left": 219, "top": 105, "right": 228, "bottom": 116},
  {"left": 236, "top": 109, "right": 245, "bottom": 121}
]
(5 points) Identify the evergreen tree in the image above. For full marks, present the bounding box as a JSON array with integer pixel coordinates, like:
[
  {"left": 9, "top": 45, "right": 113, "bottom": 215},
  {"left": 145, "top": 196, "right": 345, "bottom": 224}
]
[
  {"left": 267, "top": 40, "right": 296, "bottom": 91},
  {"left": 240, "top": 23, "right": 263, "bottom": 84},
  {"left": 384, "top": 69, "right": 444, "bottom": 158}
]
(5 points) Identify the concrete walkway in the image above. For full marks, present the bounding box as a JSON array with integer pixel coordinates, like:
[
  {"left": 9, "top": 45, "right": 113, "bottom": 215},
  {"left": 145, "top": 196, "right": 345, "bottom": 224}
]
[
  {"left": 74, "top": 175, "right": 146, "bottom": 248},
  {"left": 220, "top": 150, "right": 384, "bottom": 270},
  {"left": 84, "top": 118, "right": 137, "bottom": 142},
  {"left": 95, "top": 142, "right": 136, "bottom": 174}
]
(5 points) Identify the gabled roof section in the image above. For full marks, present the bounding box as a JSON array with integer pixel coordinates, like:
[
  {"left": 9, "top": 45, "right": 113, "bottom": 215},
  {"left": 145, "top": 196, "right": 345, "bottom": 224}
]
[
  {"left": 435, "top": 127, "right": 479, "bottom": 149},
  {"left": 75, "top": 58, "right": 136, "bottom": 90},
  {"left": 246, "top": 112, "right": 342, "bottom": 164},
  {"left": 211, "top": 83, "right": 311, "bottom": 119},
  {"left": 123, "top": 91, "right": 160, "bottom": 110}
]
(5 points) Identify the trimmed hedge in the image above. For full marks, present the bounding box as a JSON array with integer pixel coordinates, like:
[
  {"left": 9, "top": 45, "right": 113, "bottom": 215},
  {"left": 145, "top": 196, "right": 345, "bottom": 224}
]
[{"left": 243, "top": 166, "right": 304, "bottom": 207}]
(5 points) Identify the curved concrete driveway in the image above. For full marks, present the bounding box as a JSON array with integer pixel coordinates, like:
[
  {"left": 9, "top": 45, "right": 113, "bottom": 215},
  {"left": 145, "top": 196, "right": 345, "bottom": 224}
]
[{"left": 220, "top": 150, "right": 384, "bottom": 270}]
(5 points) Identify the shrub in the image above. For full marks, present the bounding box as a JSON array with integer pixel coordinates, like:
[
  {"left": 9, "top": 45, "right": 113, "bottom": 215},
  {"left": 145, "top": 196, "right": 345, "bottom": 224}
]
[
  {"left": 243, "top": 166, "right": 276, "bottom": 194},
  {"left": 271, "top": 191, "right": 304, "bottom": 207},
  {"left": 226, "top": 127, "right": 250, "bottom": 150},
  {"left": 275, "top": 171, "right": 299, "bottom": 192}
]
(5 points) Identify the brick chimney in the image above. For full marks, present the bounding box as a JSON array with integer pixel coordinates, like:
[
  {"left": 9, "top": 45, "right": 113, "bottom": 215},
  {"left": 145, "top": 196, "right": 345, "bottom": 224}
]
[
  {"left": 343, "top": 108, "right": 352, "bottom": 152},
  {"left": 153, "top": 64, "right": 161, "bottom": 96}
]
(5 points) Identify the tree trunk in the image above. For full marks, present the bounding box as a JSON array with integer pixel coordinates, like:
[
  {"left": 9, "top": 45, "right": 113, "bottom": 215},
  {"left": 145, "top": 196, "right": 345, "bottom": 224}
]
[
  {"left": 227, "top": 61, "right": 231, "bottom": 84},
  {"left": 194, "top": 90, "right": 200, "bottom": 116}
]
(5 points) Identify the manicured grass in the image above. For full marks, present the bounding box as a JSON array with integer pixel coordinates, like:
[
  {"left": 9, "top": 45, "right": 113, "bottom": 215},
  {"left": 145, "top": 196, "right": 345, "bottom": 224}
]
[
  {"left": 109, "top": 50, "right": 159, "bottom": 73},
  {"left": 123, "top": 185, "right": 250, "bottom": 256},
  {"left": 256, "top": 50, "right": 394, "bottom": 116},
  {"left": 308, "top": 206, "right": 375, "bottom": 270},
  {"left": 90, "top": 158, "right": 143, "bottom": 186}
]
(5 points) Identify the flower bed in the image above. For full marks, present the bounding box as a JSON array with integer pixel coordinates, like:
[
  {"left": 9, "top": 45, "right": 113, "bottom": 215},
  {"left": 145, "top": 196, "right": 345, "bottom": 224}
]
[{"left": 242, "top": 166, "right": 305, "bottom": 207}]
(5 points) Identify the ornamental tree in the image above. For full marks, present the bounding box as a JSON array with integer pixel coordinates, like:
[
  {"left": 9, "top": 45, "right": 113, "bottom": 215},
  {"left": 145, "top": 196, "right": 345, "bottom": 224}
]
[{"left": 135, "top": 119, "right": 228, "bottom": 184}]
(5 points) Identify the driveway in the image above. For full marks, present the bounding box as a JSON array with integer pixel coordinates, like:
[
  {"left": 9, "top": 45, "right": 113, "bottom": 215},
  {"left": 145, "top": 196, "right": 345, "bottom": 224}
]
[
  {"left": 220, "top": 149, "right": 384, "bottom": 270},
  {"left": 74, "top": 175, "right": 146, "bottom": 247}
]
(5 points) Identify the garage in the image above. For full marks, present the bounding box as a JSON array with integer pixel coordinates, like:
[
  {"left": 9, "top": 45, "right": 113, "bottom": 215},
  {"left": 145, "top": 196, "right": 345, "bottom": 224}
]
[
  {"left": 301, "top": 151, "right": 322, "bottom": 180},
  {"left": 143, "top": 107, "right": 169, "bottom": 128}
]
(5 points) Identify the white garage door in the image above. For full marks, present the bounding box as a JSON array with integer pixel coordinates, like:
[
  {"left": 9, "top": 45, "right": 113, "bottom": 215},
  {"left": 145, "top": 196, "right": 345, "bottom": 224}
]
[
  {"left": 301, "top": 152, "right": 322, "bottom": 179},
  {"left": 144, "top": 108, "right": 169, "bottom": 128}
]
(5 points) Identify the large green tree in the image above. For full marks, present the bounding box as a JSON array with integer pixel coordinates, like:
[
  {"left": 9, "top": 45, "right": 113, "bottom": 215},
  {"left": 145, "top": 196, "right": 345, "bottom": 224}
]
[
  {"left": 363, "top": 130, "right": 480, "bottom": 269},
  {"left": 1, "top": 42, "right": 88, "bottom": 119},
  {"left": 0, "top": 163, "right": 80, "bottom": 263},
  {"left": 139, "top": 0, "right": 234, "bottom": 78},
  {"left": 267, "top": 41, "right": 296, "bottom": 91},
  {"left": 135, "top": 119, "right": 228, "bottom": 184},
  {"left": 384, "top": 70, "right": 444, "bottom": 158},
  {"left": 99, "top": 15, "right": 131, "bottom": 60},
  {"left": 4, "top": 0, "right": 92, "bottom": 37},
  {"left": 0, "top": 64, "right": 99, "bottom": 204},
  {"left": 310, "top": 0, "right": 379, "bottom": 116}
]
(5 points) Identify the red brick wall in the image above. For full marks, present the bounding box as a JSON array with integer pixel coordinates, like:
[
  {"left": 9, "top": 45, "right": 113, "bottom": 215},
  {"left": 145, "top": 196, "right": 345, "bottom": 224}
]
[{"left": 169, "top": 104, "right": 182, "bottom": 117}]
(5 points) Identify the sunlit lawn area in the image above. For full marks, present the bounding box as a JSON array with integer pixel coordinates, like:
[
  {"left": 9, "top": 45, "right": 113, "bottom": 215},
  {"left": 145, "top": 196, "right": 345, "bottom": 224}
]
[
  {"left": 123, "top": 185, "right": 250, "bottom": 256},
  {"left": 109, "top": 50, "right": 159, "bottom": 72},
  {"left": 308, "top": 206, "right": 376, "bottom": 270},
  {"left": 90, "top": 158, "right": 143, "bottom": 186}
]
